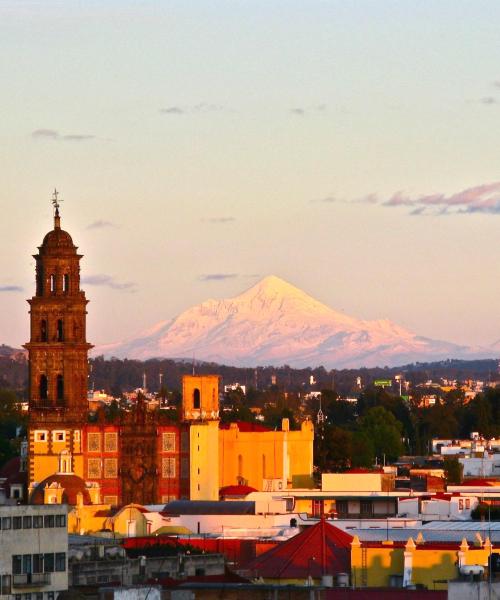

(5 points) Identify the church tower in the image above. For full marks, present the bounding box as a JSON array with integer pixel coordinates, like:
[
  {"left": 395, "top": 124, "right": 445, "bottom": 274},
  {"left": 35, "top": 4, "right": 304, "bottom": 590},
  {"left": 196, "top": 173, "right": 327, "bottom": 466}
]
[{"left": 26, "top": 192, "right": 92, "bottom": 487}]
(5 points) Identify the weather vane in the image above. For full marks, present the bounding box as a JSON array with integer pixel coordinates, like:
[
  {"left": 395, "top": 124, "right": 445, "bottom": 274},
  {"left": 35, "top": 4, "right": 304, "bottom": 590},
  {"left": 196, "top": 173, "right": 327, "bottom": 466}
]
[{"left": 51, "top": 188, "right": 63, "bottom": 216}]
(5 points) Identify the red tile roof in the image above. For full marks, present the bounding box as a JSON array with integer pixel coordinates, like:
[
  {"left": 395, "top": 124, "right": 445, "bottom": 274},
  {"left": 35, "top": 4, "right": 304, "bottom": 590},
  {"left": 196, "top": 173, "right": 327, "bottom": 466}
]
[
  {"left": 245, "top": 519, "right": 352, "bottom": 579},
  {"left": 30, "top": 474, "right": 92, "bottom": 505},
  {"left": 220, "top": 485, "right": 257, "bottom": 497}
]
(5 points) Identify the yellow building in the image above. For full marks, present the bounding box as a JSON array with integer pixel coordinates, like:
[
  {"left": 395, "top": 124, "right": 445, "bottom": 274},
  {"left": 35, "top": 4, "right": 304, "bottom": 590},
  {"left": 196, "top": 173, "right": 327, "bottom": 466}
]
[
  {"left": 351, "top": 535, "right": 496, "bottom": 590},
  {"left": 219, "top": 418, "right": 314, "bottom": 491}
]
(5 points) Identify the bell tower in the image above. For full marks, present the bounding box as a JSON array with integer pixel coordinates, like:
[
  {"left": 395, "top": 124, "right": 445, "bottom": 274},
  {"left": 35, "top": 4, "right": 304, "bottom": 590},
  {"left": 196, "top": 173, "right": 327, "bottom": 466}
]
[{"left": 26, "top": 191, "right": 92, "bottom": 487}]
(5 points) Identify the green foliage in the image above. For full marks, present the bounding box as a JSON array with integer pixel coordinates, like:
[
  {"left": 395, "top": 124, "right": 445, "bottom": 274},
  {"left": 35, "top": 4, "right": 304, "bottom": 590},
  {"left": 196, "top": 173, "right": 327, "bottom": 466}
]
[
  {"left": 0, "top": 388, "right": 25, "bottom": 469},
  {"left": 443, "top": 456, "right": 463, "bottom": 485},
  {"left": 471, "top": 504, "right": 500, "bottom": 521},
  {"left": 351, "top": 431, "right": 375, "bottom": 468},
  {"left": 358, "top": 406, "right": 403, "bottom": 462}
]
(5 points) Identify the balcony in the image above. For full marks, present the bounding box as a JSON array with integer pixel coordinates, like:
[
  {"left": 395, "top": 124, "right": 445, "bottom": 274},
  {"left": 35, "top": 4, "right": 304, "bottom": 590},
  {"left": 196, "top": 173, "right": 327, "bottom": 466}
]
[{"left": 12, "top": 573, "right": 51, "bottom": 587}]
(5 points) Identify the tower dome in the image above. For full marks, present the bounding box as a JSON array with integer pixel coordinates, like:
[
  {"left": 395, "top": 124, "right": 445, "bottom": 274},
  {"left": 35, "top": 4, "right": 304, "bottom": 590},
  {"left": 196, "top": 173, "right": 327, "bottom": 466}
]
[{"left": 39, "top": 227, "right": 77, "bottom": 256}]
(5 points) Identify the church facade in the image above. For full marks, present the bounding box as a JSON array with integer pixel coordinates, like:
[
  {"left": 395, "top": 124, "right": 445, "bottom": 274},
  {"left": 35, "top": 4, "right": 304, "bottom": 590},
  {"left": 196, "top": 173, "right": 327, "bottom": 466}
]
[{"left": 26, "top": 203, "right": 220, "bottom": 506}]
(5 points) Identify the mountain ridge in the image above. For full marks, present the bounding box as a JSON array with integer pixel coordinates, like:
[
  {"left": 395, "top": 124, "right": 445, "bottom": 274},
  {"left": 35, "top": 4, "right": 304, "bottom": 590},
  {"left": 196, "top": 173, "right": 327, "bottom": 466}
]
[{"left": 97, "top": 275, "right": 494, "bottom": 368}]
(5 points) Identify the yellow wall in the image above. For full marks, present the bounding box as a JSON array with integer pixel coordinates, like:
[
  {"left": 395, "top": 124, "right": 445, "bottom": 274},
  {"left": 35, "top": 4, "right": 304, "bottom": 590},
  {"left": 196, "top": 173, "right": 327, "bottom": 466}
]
[
  {"left": 190, "top": 421, "right": 219, "bottom": 500},
  {"left": 182, "top": 374, "right": 219, "bottom": 421},
  {"left": 322, "top": 473, "right": 385, "bottom": 492},
  {"left": 106, "top": 505, "right": 149, "bottom": 537},
  {"left": 29, "top": 426, "right": 83, "bottom": 486},
  {"left": 68, "top": 504, "right": 110, "bottom": 535},
  {"left": 351, "top": 537, "right": 495, "bottom": 590},
  {"left": 219, "top": 419, "right": 314, "bottom": 491}
]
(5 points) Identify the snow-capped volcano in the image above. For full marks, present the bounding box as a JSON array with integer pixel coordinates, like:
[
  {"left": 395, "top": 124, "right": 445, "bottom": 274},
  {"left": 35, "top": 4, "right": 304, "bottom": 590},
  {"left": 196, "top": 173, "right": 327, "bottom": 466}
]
[{"left": 97, "top": 275, "right": 487, "bottom": 368}]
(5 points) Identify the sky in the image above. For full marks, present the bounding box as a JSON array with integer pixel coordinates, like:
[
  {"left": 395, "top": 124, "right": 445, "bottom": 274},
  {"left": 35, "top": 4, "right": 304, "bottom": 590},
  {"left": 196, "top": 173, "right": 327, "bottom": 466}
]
[{"left": 1, "top": 0, "right": 499, "bottom": 351}]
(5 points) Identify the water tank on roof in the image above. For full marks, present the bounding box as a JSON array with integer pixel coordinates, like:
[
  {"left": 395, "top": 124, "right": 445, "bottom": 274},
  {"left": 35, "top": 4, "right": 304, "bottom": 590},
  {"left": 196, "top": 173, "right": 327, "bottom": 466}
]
[{"left": 336, "top": 573, "right": 349, "bottom": 587}]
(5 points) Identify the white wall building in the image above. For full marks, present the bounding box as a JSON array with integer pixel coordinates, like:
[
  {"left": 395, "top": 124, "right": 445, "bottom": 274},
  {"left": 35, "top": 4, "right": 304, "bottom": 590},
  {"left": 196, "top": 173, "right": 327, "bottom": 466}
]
[
  {"left": 398, "top": 494, "right": 479, "bottom": 521},
  {"left": 0, "top": 504, "right": 68, "bottom": 599}
]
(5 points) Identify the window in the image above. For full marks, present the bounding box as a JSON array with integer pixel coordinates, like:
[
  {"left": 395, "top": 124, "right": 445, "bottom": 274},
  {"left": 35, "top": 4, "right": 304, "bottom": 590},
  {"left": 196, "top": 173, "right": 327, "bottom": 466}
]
[
  {"left": 53, "top": 431, "right": 66, "bottom": 442},
  {"left": 104, "top": 432, "right": 118, "bottom": 452},
  {"left": 50, "top": 274, "right": 55, "bottom": 293},
  {"left": 55, "top": 514, "right": 66, "bottom": 527},
  {"left": 63, "top": 274, "right": 69, "bottom": 294},
  {"left": 336, "top": 500, "right": 348, "bottom": 516},
  {"left": 33, "top": 515, "right": 43, "bottom": 529},
  {"left": 2, "top": 516, "right": 11, "bottom": 530},
  {"left": 466, "top": 498, "right": 471, "bottom": 509},
  {"left": 56, "top": 319, "right": 64, "bottom": 342},
  {"left": 22, "top": 555, "right": 32, "bottom": 575},
  {"left": 88, "top": 458, "right": 101, "bottom": 478},
  {"left": 360, "top": 500, "right": 373, "bottom": 516},
  {"left": 56, "top": 375, "right": 64, "bottom": 403},
  {"left": 74, "top": 430, "right": 80, "bottom": 442},
  {"left": 193, "top": 388, "right": 201, "bottom": 409},
  {"left": 55, "top": 553, "right": 66, "bottom": 572},
  {"left": 44, "top": 515, "right": 54, "bottom": 528},
  {"left": 103, "top": 495, "right": 118, "bottom": 506},
  {"left": 262, "top": 454, "right": 266, "bottom": 478},
  {"left": 33, "top": 554, "right": 43, "bottom": 574},
  {"left": 39, "top": 375, "right": 48, "bottom": 401},
  {"left": 43, "top": 553, "right": 54, "bottom": 573},
  {"left": 104, "top": 458, "right": 118, "bottom": 478},
  {"left": 35, "top": 594, "right": 42, "bottom": 600},
  {"left": 459, "top": 499, "right": 464, "bottom": 510},
  {"left": 12, "top": 555, "right": 22, "bottom": 575},
  {"left": 13, "top": 516, "right": 22, "bottom": 529},
  {"left": 48, "top": 593, "right": 55, "bottom": 600},
  {"left": 40, "top": 319, "right": 47, "bottom": 342},
  {"left": 87, "top": 432, "right": 101, "bottom": 452},
  {"left": 162, "top": 457, "right": 176, "bottom": 479},
  {"left": 162, "top": 432, "right": 176, "bottom": 452},
  {"left": 35, "top": 430, "right": 47, "bottom": 442},
  {"left": 23, "top": 516, "right": 32, "bottom": 529}
]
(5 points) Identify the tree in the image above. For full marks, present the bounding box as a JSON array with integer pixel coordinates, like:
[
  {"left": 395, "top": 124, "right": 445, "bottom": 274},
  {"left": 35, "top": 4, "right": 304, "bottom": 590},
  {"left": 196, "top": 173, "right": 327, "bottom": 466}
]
[
  {"left": 359, "top": 406, "right": 403, "bottom": 462},
  {"left": 328, "top": 427, "right": 353, "bottom": 470},
  {"left": 351, "top": 431, "right": 375, "bottom": 468}
]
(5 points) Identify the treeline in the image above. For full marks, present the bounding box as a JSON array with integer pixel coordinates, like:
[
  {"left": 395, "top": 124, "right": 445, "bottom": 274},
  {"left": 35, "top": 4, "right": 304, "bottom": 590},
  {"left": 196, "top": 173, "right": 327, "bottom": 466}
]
[{"left": 1, "top": 352, "right": 497, "bottom": 398}]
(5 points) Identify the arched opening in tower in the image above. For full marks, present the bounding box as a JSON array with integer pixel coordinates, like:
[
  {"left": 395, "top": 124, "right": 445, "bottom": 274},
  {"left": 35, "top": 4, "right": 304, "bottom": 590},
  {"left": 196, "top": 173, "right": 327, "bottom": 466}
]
[
  {"left": 40, "top": 319, "right": 47, "bottom": 342},
  {"left": 63, "top": 274, "right": 69, "bottom": 294},
  {"left": 193, "top": 388, "right": 201, "bottom": 409},
  {"left": 56, "top": 375, "right": 64, "bottom": 405},
  {"left": 57, "top": 319, "right": 64, "bottom": 342},
  {"left": 39, "top": 375, "right": 48, "bottom": 401}
]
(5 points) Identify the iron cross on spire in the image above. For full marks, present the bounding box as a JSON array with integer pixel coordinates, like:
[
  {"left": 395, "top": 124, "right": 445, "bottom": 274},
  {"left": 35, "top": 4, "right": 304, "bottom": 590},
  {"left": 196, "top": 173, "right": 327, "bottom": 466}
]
[{"left": 51, "top": 188, "right": 63, "bottom": 215}]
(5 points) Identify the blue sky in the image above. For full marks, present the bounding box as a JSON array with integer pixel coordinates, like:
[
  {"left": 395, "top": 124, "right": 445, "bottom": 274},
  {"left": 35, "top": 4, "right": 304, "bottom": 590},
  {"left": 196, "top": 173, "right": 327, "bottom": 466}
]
[{"left": 1, "top": 1, "right": 499, "bottom": 350}]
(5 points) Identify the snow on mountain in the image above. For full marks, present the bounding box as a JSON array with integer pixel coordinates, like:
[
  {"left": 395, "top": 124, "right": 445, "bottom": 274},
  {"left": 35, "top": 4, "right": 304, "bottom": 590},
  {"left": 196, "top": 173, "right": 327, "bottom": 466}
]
[{"left": 97, "top": 275, "right": 490, "bottom": 368}]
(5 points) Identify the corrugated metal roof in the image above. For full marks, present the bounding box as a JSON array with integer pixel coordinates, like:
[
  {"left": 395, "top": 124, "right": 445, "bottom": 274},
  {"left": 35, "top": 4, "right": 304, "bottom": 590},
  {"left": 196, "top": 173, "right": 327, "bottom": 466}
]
[
  {"left": 162, "top": 500, "right": 255, "bottom": 515},
  {"left": 336, "top": 520, "right": 500, "bottom": 544}
]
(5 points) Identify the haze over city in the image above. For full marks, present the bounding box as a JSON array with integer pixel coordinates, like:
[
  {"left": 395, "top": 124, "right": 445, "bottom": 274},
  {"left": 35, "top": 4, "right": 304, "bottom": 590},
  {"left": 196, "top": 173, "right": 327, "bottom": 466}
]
[{"left": 1, "top": 1, "right": 499, "bottom": 356}]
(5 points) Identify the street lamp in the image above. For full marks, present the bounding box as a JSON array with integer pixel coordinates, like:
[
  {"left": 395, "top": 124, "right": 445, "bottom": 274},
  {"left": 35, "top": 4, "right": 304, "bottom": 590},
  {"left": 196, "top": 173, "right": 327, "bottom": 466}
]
[{"left": 307, "top": 556, "right": 316, "bottom": 586}]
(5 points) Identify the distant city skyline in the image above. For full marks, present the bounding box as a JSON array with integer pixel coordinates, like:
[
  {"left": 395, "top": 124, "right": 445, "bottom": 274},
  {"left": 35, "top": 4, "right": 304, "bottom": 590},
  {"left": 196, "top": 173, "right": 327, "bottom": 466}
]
[{"left": 1, "top": 1, "right": 499, "bottom": 352}]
